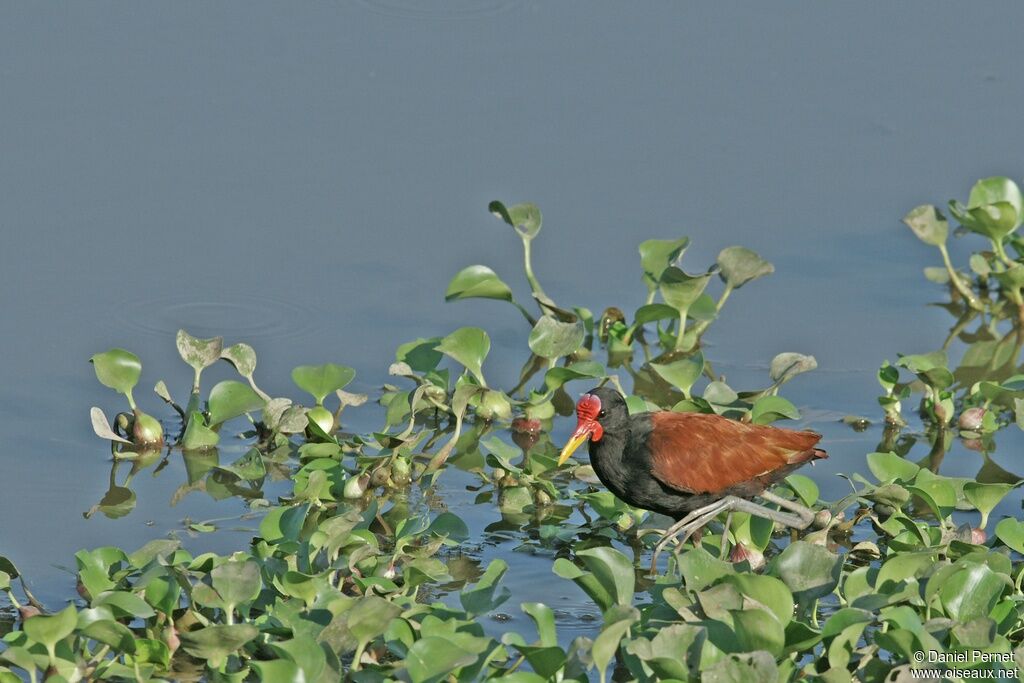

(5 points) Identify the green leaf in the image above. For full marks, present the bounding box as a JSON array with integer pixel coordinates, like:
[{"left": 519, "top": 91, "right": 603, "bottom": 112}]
[
  {"left": 592, "top": 614, "right": 637, "bottom": 680},
  {"left": 541, "top": 361, "right": 605, "bottom": 393},
  {"left": 650, "top": 353, "right": 704, "bottom": 395},
  {"left": 528, "top": 316, "right": 584, "bottom": 359},
  {"left": 724, "top": 574, "right": 794, "bottom": 627},
  {"left": 90, "top": 349, "right": 141, "bottom": 396},
  {"left": 633, "top": 303, "right": 679, "bottom": 325},
  {"left": 460, "top": 559, "right": 511, "bottom": 616},
  {"left": 211, "top": 558, "right": 262, "bottom": 610},
  {"left": 521, "top": 602, "right": 557, "bottom": 648},
  {"left": 902, "top": 204, "right": 948, "bottom": 246},
  {"left": 659, "top": 266, "right": 713, "bottom": 312},
  {"left": 178, "top": 624, "right": 259, "bottom": 669},
  {"left": 436, "top": 327, "right": 490, "bottom": 386},
  {"left": 427, "top": 512, "right": 469, "bottom": 542},
  {"left": 23, "top": 605, "right": 77, "bottom": 649},
  {"left": 489, "top": 200, "right": 543, "bottom": 240},
  {"left": 717, "top": 246, "right": 774, "bottom": 288},
  {"left": 769, "top": 541, "right": 842, "bottom": 605},
  {"left": 207, "top": 380, "right": 265, "bottom": 427},
  {"left": 347, "top": 595, "right": 402, "bottom": 645},
  {"left": 678, "top": 547, "right": 735, "bottom": 591},
  {"left": 964, "top": 482, "right": 1014, "bottom": 524},
  {"left": 769, "top": 352, "right": 817, "bottom": 385},
  {"left": 576, "top": 547, "right": 635, "bottom": 611},
  {"left": 221, "top": 343, "right": 257, "bottom": 378},
  {"left": 176, "top": 329, "right": 223, "bottom": 371},
  {"left": 866, "top": 451, "right": 920, "bottom": 483},
  {"left": 94, "top": 591, "right": 156, "bottom": 619},
  {"left": 968, "top": 176, "right": 1024, "bottom": 221},
  {"left": 405, "top": 636, "right": 479, "bottom": 682},
  {"left": 639, "top": 238, "right": 690, "bottom": 291},
  {"left": 940, "top": 564, "right": 1008, "bottom": 622},
  {"left": 750, "top": 395, "right": 800, "bottom": 424},
  {"left": 182, "top": 412, "right": 219, "bottom": 450},
  {"left": 785, "top": 475, "right": 819, "bottom": 507},
  {"left": 446, "top": 265, "right": 514, "bottom": 303},
  {"left": 291, "top": 363, "right": 355, "bottom": 405},
  {"left": 995, "top": 518, "right": 1024, "bottom": 554},
  {"left": 731, "top": 607, "right": 786, "bottom": 657}
]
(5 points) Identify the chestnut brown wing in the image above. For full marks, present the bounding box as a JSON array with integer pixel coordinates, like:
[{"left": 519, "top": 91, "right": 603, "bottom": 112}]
[{"left": 647, "top": 411, "right": 826, "bottom": 495}]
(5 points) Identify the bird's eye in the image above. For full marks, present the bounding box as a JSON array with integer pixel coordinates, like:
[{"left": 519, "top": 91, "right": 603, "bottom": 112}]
[{"left": 598, "top": 409, "right": 606, "bottom": 418}]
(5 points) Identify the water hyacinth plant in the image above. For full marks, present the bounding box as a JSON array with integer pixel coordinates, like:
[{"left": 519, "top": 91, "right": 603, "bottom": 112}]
[{"left": 2, "top": 184, "right": 1024, "bottom": 680}]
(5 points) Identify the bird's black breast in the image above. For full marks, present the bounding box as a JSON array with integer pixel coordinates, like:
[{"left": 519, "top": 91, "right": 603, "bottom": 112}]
[{"left": 586, "top": 413, "right": 706, "bottom": 519}]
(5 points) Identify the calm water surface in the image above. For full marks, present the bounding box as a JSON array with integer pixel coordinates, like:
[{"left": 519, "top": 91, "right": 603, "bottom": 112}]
[{"left": 2, "top": 2, "right": 1024, "bottom": 635}]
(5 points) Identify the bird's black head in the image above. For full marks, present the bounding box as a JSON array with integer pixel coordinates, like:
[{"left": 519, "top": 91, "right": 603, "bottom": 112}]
[{"left": 557, "top": 385, "right": 629, "bottom": 466}]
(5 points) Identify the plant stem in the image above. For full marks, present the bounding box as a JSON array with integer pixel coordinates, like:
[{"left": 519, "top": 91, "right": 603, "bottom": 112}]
[
  {"left": 512, "top": 299, "right": 538, "bottom": 327},
  {"left": 522, "top": 238, "right": 552, "bottom": 309},
  {"left": 674, "top": 313, "right": 688, "bottom": 349},
  {"left": 938, "top": 244, "right": 983, "bottom": 311}
]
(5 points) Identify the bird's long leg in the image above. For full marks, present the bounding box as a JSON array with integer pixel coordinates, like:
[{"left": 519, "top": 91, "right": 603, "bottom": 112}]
[
  {"left": 650, "top": 498, "right": 733, "bottom": 572},
  {"left": 718, "top": 510, "right": 733, "bottom": 560},
  {"left": 650, "top": 496, "right": 813, "bottom": 573},
  {"left": 758, "top": 490, "right": 816, "bottom": 527}
]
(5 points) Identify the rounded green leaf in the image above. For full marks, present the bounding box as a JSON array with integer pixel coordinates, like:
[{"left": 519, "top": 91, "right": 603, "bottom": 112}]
[
  {"left": 724, "top": 574, "right": 794, "bottom": 627},
  {"left": 528, "top": 315, "right": 584, "bottom": 359},
  {"left": 291, "top": 363, "right": 355, "bottom": 405},
  {"left": 940, "top": 564, "right": 1008, "bottom": 622},
  {"left": 769, "top": 352, "right": 817, "bottom": 385},
  {"left": 176, "top": 329, "right": 223, "bottom": 371},
  {"left": 902, "top": 205, "right": 948, "bottom": 246},
  {"left": 489, "top": 200, "right": 542, "bottom": 240},
  {"left": 23, "top": 605, "right": 77, "bottom": 649},
  {"left": 90, "top": 348, "right": 141, "bottom": 396},
  {"left": 750, "top": 396, "right": 800, "bottom": 424},
  {"left": 968, "top": 176, "right": 1024, "bottom": 218},
  {"left": 576, "top": 546, "right": 635, "bottom": 610},
  {"left": 659, "top": 267, "right": 713, "bottom": 312},
  {"left": 650, "top": 354, "right": 704, "bottom": 395},
  {"left": 182, "top": 412, "right": 219, "bottom": 450},
  {"left": 405, "top": 636, "right": 478, "bottom": 681},
  {"left": 221, "top": 343, "right": 257, "bottom": 378},
  {"left": 211, "top": 558, "right": 262, "bottom": 609},
  {"left": 769, "top": 541, "right": 842, "bottom": 605},
  {"left": 717, "top": 246, "right": 774, "bottom": 288},
  {"left": 427, "top": 512, "right": 469, "bottom": 542},
  {"left": 963, "top": 482, "right": 1014, "bottom": 519},
  {"left": 207, "top": 380, "right": 265, "bottom": 427},
  {"left": 731, "top": 607, "right": 785, "bottom": 657},
  {"left": 445, "top": 265, "right": 514, "bottom": 302},
  {"left": 178, "top": 624, "right": 259, "bottom": 669},
  {"left": 866, "top": 451, "right": 920, "bottom": 483},
  {"left": 785, "top": 475, "right": 819, "bottom": 507},
  {"left": 639, "top": 238, "right": 690, "bottom": 290},
  {"left": 436, "top": 327, "right": 490, "bottom": 386},
  {"left": 995, "top": 518, "right": 1024, "bottom": 554}
]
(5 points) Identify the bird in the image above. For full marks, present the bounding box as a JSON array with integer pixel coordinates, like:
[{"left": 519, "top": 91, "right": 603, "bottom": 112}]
[{"left": 557, "top": 386, "right": 827, "bottom": 569}]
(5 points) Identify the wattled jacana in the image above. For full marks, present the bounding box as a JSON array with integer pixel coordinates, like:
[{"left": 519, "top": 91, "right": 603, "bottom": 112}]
[{"left": 557, "top": 387, "right": 827, "bottom": 569}]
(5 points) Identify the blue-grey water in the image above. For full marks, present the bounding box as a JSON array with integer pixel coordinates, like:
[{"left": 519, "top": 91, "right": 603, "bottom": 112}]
[{"left": 2, "top": 1, "right": 1024, "bottom": 639}]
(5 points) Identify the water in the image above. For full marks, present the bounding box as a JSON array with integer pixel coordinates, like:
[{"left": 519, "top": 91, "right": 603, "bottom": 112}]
[{"left": 2, "top": 0, "right": 1024, "bottom": 640}]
